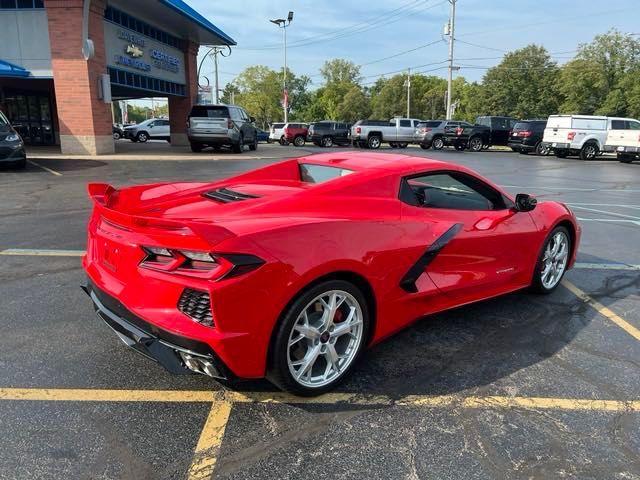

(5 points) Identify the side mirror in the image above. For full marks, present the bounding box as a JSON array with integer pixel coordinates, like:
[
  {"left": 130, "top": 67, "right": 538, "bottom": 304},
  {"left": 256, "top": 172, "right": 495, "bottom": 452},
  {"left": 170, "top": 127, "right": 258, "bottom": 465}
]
[
  {"left": 514, "top": 193, "right": 537, "bottom": 212},
  {"left": 250, "top": 116, "right": 256, "bottom": 123}
]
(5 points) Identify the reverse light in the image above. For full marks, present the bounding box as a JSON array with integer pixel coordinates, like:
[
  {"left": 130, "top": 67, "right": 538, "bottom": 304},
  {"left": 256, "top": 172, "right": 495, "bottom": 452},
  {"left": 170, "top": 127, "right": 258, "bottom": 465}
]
[
  {"left": 567, "top": 131, "right": 576, "bottom": 141},
  {"left": 182, "top": 250, "right": 215, "bottom": 262}
]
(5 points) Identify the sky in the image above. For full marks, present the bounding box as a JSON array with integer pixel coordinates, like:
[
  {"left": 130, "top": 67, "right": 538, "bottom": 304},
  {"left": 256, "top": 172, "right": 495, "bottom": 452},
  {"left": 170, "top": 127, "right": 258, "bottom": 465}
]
[{"left": 188, "top": 0, "right": 640, "bottom": 91}]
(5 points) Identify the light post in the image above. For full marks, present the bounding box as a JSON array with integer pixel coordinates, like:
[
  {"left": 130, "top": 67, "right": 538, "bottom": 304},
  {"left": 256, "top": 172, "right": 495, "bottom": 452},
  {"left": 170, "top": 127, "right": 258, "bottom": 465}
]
[{"left": 270, "top": 11, "right": 294, "bottom": 123}]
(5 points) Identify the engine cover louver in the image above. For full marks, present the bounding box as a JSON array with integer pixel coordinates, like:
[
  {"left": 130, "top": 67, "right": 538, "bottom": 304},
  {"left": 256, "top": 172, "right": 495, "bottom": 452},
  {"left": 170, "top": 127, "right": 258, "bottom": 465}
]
[{"left": 203, "top": 188, "right": 259, "bottom": 203}]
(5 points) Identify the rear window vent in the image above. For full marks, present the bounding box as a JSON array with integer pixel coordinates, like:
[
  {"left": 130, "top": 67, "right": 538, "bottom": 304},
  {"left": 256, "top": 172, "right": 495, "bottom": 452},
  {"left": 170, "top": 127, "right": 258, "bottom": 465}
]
[{"left": 203, "top": 188, "right": 259, "bottom": 203}]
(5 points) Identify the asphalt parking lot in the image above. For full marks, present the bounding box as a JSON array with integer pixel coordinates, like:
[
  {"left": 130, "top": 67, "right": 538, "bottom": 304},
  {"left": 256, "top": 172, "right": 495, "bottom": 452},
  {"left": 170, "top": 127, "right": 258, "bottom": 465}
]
[{"left": 1, "top": 144, "right": 639, "bottom": 479}]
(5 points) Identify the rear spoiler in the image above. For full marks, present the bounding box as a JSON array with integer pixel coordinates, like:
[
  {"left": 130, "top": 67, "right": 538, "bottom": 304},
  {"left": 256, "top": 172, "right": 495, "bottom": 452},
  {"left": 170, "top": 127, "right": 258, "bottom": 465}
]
[{"left": 86, "top": 183, "right": 235, "bottom": 245}]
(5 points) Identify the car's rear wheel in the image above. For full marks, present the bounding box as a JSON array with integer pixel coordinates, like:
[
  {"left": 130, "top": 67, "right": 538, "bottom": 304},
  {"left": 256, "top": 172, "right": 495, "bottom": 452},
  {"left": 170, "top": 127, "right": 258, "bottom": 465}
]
[
  {"left": 431, "top": 137, "right": 444, "bottom": 150},
  {"left": 531, "top": 226, "right": 571, "bottom": 294},
  {"left": 293, "top": 135, "right": 305, "bottom": 147},
  {"left": 113, "top": 132, "right": 121, "bottom": 140},
  {"left": 580, "top": 143, "right": 598, "bottom": 160},
  {"left": 469, "top": 136, "right": 483, "bottom": 152},
  {"left": 368, "top": 135, "right": 381, "bottom": 149},
  {"left": 535, "top": 142, "right": 550, "bottom": 156},
  {"left": 268, "top": 280, "right": 369, "bottom": 396},
  {"left": 279, "top": 136, "right": 288, "bottom": 146},
  {"left": 321, "top": 136, "right": 334, "bottom": 148}
]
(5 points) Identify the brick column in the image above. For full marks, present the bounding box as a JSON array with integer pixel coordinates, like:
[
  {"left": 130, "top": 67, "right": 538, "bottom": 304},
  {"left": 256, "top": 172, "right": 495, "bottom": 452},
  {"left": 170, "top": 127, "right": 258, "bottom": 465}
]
[
  {"left": 169, "top": 41, "right": 199, "bottom": 146},
  {"left": 45, "top": 0, "right": 114, "bottom": 155}
]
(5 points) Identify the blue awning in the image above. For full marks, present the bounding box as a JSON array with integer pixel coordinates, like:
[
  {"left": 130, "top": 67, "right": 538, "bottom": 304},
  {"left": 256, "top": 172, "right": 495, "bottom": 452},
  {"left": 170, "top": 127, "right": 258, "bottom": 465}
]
[
  {"left": 158, "top": 0, "right": 236, "bottom": 46},
  {"left": 0, "top": 59, "right": 31, "bottom": 78}
]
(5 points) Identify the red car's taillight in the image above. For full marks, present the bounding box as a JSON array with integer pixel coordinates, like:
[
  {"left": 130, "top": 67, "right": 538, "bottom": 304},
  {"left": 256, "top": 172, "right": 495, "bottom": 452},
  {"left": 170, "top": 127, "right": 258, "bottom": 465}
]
[
  {"left": 567, "top": 131, "right": 576, "bottom": 141},
  {"left": 140, "top": 247, "right": 264, "bottom": 280}
]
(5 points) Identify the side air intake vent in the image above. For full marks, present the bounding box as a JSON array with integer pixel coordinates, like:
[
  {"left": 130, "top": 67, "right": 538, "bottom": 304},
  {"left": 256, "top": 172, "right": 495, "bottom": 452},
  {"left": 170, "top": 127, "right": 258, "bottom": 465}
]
[
  {"left": 178, "top": 288, "right": 214, "bottom": 327},
  {"left": 203, "top": 188, "right": 258, "bottom": 203}
]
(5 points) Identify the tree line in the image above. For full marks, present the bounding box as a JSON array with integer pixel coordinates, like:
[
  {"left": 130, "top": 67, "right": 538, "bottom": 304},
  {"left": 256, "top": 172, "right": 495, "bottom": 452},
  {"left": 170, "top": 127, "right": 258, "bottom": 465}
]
[{"left": 221, "top": 30, "right": 640, "bottom": 129}]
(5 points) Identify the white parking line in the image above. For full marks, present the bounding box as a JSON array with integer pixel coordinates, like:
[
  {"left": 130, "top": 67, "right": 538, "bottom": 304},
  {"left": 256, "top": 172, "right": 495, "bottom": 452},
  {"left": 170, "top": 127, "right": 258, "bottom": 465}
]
[
  {"left": 502, "top": 185, "right": 640, "bottom": 193},
  {"left": 574, "top": 262, "right": 640, "bottom": 271},
  {"left": 27, "top": 160, "right": 62, "bottom": 176},
  {"left": 570, "top": 206, "right": 640, "bottom": 221},
  {"left": 568, "top": 203, "right": 640, "bottom": 211},
  {"left": 577, "top": 218, "right": 640, "bottom": 226},
  {"left": 0, "top": 249, "right": 84, "bottom": 257}
]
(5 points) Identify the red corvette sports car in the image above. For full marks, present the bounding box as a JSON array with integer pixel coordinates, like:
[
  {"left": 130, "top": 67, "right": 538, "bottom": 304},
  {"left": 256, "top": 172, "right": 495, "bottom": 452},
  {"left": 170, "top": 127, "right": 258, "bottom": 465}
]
[{"left": 83, "top": 152, "right": 580, "bottom": 395}]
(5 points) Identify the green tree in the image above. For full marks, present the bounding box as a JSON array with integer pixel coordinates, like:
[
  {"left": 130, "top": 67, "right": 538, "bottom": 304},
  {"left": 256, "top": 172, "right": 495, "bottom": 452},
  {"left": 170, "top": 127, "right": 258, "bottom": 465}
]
[
  {"left": 336, "top": 85, "right": 371, "bottom": 122},
  {"left": 558, "top": 30, "right": 640, "bottom": 115},
  {"left": 481, "top": 45, "right": 560, "bottom": 118},
  {"left": 315, "top": 59, "right": 368, "bottom": 121}
]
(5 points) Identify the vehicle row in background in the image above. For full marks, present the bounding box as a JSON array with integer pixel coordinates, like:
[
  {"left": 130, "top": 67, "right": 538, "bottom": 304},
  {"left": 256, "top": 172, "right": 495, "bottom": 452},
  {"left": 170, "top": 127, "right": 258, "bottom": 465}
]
[{"left": 351, "top": 118, "right": 423, "bottom": 149}]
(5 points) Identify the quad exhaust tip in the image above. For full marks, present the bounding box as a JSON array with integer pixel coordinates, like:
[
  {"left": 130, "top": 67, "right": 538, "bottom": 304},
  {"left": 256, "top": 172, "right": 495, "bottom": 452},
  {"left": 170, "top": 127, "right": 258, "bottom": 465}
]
[{"left": 178, "top": 351, "right": 220, "bottom": 378}]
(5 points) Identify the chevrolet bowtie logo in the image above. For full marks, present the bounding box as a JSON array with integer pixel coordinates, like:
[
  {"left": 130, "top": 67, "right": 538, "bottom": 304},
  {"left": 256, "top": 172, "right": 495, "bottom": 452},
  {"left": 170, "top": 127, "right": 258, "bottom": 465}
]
[{"left": 125, "top": 44, "right": 144, "bottom": 58}]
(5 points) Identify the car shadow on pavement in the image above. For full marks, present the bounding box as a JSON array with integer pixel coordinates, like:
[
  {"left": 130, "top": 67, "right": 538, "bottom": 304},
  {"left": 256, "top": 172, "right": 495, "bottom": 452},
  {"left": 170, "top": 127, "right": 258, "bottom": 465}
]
[
  {"left": 30, "top": 159, "right": 108, "bottom": 172},
  {"left": 233, "top": 262, "right": 638, "bottom": 400}
]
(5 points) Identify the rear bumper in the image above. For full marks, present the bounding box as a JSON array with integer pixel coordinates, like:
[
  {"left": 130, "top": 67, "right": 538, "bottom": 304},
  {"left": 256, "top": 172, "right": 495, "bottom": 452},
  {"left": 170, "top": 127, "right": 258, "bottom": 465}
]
[
  {"left": 604, "top": 145, "right": 640, "bottom": 153},
  {"left": 508, "top": 141, "right": 535, "bottom": 151},
  {"left": 84, "top": 280, "right": 232, "bottom": 380},
  {"left": 188, "top": 131, "right": 239, "bottom": 145}
]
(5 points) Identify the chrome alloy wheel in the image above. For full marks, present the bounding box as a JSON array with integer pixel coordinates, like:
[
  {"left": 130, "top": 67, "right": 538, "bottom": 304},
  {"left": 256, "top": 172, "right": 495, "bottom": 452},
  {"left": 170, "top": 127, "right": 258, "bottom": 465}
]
[
  {"left": 541, "top": 231, "right": 569, "bottom": 289},
  {"left": 287, "top": 290, "right": 363, "bottom": 388}
]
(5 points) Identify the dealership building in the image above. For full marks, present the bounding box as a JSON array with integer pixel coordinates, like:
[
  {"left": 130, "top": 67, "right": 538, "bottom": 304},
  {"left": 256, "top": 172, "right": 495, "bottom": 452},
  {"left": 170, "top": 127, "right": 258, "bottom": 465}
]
[{"left": 0, "top": 0, "right": 235, "bottom": 154}]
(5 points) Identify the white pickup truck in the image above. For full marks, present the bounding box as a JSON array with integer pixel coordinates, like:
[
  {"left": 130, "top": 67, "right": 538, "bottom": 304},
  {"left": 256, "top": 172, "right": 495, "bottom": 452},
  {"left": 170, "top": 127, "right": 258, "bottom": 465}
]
[
  {"left": 604, "top": 118, "right": 640, "bottom": 163},
  {"left": 541, "top": 115, "right": 639, "bottom": 160},
  {"left": 351, "top": 117, "right": 423, "bottom": 149}
]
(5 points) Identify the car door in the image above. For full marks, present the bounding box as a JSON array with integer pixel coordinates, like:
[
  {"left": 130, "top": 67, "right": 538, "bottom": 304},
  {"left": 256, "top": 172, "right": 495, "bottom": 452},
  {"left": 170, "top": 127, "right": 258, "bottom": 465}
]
[
  {"left": 156, "top": 120, "right": 170, "bottom": 138},
  {"left": 400, "top": 170, "right": 539, "bottom": 304},
  {"left": 398, "top": 119, "right": 413, "bottom": 142},
  {"left": 335, "top": 123, "right": 348, "bottom": 144}
]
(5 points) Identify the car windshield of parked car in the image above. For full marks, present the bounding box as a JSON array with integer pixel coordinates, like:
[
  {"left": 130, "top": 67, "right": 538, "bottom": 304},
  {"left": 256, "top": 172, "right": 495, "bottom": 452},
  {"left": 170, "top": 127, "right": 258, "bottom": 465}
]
[
  {"left": 299, "top": 164, "right": 353, "bottom": 184},
  {"left": 190, "top": 106, "right": 229, "bottom": 118},
  {"left": 405, "top": 172, "right": 506, "bottom": 211}
]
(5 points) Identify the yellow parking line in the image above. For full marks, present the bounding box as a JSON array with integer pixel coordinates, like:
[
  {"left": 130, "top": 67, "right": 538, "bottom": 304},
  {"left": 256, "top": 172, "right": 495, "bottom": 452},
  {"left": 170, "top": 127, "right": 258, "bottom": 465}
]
[
  {"left": 187, "top": 396, "right": 233, "bottom": 480},
  {"left": 0, "top": 388, "right": 217, "bottom": 402},
  {"left": 563, "top": 280, "right": 640, "bottom": 342}
]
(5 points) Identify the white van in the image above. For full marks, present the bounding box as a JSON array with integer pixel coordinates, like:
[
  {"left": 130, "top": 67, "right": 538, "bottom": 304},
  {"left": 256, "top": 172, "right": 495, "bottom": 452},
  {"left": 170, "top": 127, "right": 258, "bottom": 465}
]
[
  {"left": 604, "top": 118, "right": 640, "bottom": 163},
  {"left": 542, "top": 115, "right": 638, "bottom": 160}
]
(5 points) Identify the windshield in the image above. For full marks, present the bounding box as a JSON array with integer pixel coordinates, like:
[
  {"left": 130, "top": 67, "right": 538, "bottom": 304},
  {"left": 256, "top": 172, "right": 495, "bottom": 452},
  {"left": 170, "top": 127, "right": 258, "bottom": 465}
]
[
  {"left": 0, "top": 111, "right": 9, "bottom": 126},
  {"left": 299, "top": 164, "right": 353, "bottom": 184}
]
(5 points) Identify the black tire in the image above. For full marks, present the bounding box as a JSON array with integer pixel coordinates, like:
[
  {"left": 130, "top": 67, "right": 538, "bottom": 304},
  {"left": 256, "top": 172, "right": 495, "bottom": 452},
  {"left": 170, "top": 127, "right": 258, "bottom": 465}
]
[
  {"left": 267, "top": 279, "right": 370, "bottom": 396},
  {"left": 530, "top": 225, "right": 572, "bottom": 294},
  {"left": 431, "top": 137, "right": 444, "bottom": 150},
  {"left": 535, "top": 142, "right": 550, "bottom": 156},
  {"left": 580, "top": 142, "right": 598, "bottom": 160},
  {"left": 368, "top": 135, "right": 381, "bottom": 149},
  {"left": 130, "top": 138, "right": 138, "bottom": 143},
  {"left": 321, "top": 136, "right": 334, "bottom": 148},
  {"left": 618, "top": 153, "right": 633, "bottom": 164},
  {"left": 469, "top": 136, "right": 483, "bottom": 152},
  {"left": 232, "top": 135, "right": 243, "bottom": 153},
  {"left": 279, "top": 136, "right": 288, "bottom": 146},
  {"left": 293, "top": 135, "right": 305, "bottom": 147},
  {"left": 555, "top": 150, "right": 568, "bottom": 158},
  {"left": 113, "top": 132, "right": 121, "bottom": 140},
  {"left": 454, "top": 142, "right": 466, "bottom": 151},
  {"left": 249, "top": 135, "right": 258, "bottom": 151},
  {"left": 190, "top": 142, "right": 203, "bottom": 153},
  {"left": 136, "top": 132, "right": 149, "bottom": 143}
]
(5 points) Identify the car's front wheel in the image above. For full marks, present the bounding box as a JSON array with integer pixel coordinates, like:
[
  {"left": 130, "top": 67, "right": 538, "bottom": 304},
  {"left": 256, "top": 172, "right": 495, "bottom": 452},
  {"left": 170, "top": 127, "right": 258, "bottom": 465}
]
[
  {"left": 531, "top": 226, "right": 571, "bottom": 294},
  {"left": 431, "top": 137, "right": 444, "bottom": 150},
  {"left": 268, "top": 280, "right": 369, "bottom": 396},
  {"left": 136, "top": 132, "right": 149, "bottom": 143}
]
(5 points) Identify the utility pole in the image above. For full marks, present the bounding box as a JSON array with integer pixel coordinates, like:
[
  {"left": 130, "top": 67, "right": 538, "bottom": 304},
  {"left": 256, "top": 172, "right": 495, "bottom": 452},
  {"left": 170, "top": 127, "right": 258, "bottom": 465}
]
[
  {"left": 270, "top": 12, "right": 294, "bottom": 123},
  {"left": 445, "top": 0, "right": 457, "bottom": 120},
  {"left": 406, "top": 68, "right": 411, "bottom": 118}
]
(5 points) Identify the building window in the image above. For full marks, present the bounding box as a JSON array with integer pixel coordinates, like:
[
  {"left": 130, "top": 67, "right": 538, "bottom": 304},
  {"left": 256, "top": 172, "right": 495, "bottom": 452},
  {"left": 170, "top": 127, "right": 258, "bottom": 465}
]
[
  {"left": 0, "top": 0, "right": 44, "bottom": 7},
  {"left": 104, "top": 6, "right": 184, "bottom": 50},
  {"left": 108, "top": 67, "right": 186, "bottom": 97}
]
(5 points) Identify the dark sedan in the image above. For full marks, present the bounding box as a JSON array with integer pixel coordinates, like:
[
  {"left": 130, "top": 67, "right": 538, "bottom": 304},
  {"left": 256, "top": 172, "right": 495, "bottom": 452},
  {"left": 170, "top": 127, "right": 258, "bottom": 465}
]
[{"left": 0, "top": 110, "right": 26, "bottom": 169}]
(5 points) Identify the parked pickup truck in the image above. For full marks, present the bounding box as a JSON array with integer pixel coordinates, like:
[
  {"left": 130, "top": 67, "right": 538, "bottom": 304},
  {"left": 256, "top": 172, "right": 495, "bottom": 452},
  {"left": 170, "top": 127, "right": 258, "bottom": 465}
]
[
  {"left": 541, "top": 115, "right": 640, "bottom": 160},
  {"left": 603, "top": 118, "right": 640, "bottom": 163},
  {"left": 442, "top": 115, "right": 518, "bottom": 151},
  {"left": 351, "top": 117, "right": 423, "bottom": 149}
]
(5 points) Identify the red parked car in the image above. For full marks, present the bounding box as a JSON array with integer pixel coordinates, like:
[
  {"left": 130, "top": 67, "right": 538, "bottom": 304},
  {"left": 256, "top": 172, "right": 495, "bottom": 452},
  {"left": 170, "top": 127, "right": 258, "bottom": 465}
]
[
  {"left": 83, "top": 152, "right": 580, "bottom": 395},
  {"left": 282, "top": 122, "right": 308, "bottom": 146}
]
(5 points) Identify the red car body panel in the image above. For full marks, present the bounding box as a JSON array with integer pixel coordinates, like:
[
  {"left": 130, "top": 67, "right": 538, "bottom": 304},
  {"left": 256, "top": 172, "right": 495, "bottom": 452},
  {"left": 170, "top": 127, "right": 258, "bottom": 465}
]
[
  {"left": 283, "top": 125, "right": 308, "bottom": 143},
  {"left": 83, "top": 152, "right": 581, "bottom": 379}
]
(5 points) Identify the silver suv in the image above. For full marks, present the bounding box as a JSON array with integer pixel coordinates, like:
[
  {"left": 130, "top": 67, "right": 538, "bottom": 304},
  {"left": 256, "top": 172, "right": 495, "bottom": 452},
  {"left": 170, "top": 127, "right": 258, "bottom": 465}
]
[
  {"left": 414, "top": 120, "right": 472, "bottom": 150},
  {"left": 187, "top": 104, "right": 257, "bottom": 153}
]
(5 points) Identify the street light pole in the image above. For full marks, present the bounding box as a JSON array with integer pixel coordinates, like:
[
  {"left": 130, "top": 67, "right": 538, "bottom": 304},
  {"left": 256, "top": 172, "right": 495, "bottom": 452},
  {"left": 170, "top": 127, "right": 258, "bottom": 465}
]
[
  {"left": 446, "top": 0, "right": 457, "bottom": 120},
  {"left": 270, "top": 12, "right": 294, "bottom": 123},
  {"left": 405, "top": 68, "right": 411, "bottom": 118}
]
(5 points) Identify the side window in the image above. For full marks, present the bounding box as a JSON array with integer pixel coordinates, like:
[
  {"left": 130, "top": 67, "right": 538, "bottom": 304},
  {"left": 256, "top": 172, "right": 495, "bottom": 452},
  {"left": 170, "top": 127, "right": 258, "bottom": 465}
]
[
  {"left": 509, "top": 119, "right": 517, "bottom": 129},
  {"left": 476, "top": 117, "right": 490, "bottom": 127},
  {"left": 611, "top": 120, "right": 626, "bottom": 130},
  {"left": 230, "top": 108, "right": 242, "bottom": 121},
  {"left": 400, "top": 172, "right": 508, "bottom": 211},
  {"left": 628, "top": 120, "right": 640, "bottom": 130},
  {"left": 399, "top": 119, "right": 411, "bottom": 127},
  {"left": 492, "top": 117, "right": 509, "bottom": 130}
]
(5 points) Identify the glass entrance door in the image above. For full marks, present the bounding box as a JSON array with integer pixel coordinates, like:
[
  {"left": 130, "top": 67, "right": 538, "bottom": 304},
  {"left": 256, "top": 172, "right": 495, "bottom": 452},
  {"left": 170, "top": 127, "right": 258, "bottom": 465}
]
[{"left": 4, "top": 92, "right": 55, "bottom": 145}]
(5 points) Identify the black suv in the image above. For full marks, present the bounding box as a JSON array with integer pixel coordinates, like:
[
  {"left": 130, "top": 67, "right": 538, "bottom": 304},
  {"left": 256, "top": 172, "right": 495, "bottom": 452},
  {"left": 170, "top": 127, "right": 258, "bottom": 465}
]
[
  {"left": 475, "top": 116, "right": 519, "bottom": 146},
  {"left": 308, "top": 121, "right": 351, "bottom": 147},
  {"left": 508, "top": 120, "right": 549, "bottom": 155},
  {"left": 187, "top": 104, "right": 257, "bottom": 153},
  {"left": 444, "top": 116, "right": 519, "bottom": 151},
  {"left": 0, "top": 110, "right": 26, "bottom": 169}
]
